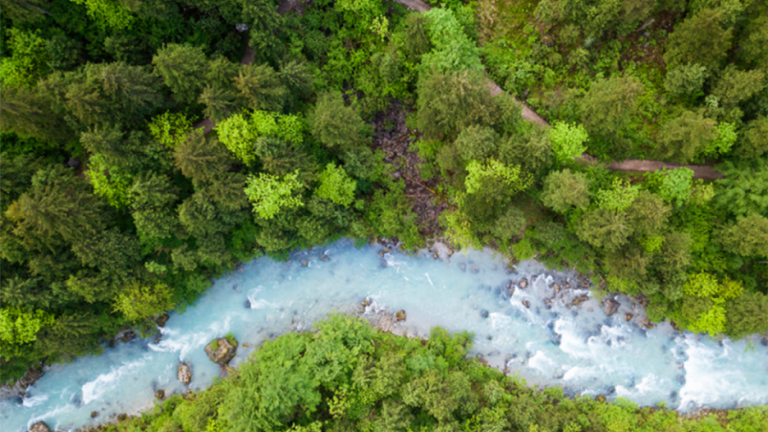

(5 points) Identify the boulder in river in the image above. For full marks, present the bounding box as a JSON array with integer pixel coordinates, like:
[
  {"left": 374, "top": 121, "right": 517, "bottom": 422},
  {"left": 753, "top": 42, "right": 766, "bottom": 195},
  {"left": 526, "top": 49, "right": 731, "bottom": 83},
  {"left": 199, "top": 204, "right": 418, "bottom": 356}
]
[
  {"left": 155, "top": 389, "right": 165, "bottom": 399},
  {"left": 29, "top": 421, "right": 49, "bottom": 432},
  {"left": 604, "top": 299, "right": 620, "bottom": 317},
  {"left": 572, "top": 295, "right": 588, "bottom": 306},
  {"left": 205, "top": 336, "right": 238, "bottom": 367},
  {"left": 156, "top": 314, "right": 169, "bottom": 327},
  {"left": 178, "top": 362, "right": 192, "bottom": 384},
  {"left": 91, "top": 411, "right": 98, "bottom": 418},
  {"left": 395, "top": 310, "right": 406, "bottom": 322},
  {"left": 117, "top": 413, "right": 128, "bottom": 422},
  {"left": 624, "top": 313, "right": 633, "bottom": 322},
  {"left": 319, "top": 254, "right": 330, "bottom": 262},
  {"left": 518, "top": 278, "right": 529, "bottom": 289},
  {"left": 521, "top": 300, "right": 531, "bottom": 308},
  {"left": 480, "top": 309, "right": 489, "bottom": 318}
]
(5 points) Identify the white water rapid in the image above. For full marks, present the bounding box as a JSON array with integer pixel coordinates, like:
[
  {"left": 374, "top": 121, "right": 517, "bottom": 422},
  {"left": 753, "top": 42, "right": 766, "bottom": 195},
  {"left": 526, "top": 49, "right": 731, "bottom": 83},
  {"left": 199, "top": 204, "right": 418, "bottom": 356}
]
[{"left": 2, "top": 240, "right": 767, "bottom": 431}]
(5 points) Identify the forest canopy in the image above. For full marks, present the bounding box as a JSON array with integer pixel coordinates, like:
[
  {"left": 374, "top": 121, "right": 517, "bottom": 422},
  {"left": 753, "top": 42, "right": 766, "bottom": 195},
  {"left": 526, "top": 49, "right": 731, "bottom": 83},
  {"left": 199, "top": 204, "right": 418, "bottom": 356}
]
[{"left": 1, "top": 0, "right": 767, "bottom": 384}]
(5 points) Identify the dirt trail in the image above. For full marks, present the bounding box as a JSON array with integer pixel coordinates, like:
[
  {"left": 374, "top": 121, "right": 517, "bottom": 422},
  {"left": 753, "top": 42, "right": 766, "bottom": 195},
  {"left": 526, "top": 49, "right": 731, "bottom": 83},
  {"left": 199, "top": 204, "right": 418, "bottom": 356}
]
[{"left": 194, "top": 0, "right": 722, "bottom": 180}]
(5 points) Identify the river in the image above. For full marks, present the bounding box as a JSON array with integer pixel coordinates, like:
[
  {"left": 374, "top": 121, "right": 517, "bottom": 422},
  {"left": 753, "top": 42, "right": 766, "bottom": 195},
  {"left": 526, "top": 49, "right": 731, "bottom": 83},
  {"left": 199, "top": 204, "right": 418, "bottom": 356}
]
[{"left": 3, "top": 240, "right": 767, "bottom": 431}]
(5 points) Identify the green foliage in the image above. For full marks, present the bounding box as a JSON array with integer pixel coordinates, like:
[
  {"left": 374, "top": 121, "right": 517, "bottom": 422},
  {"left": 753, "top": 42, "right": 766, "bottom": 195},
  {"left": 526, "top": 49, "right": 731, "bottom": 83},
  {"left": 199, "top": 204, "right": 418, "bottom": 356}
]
[
  {"left": 152, "top": 44, "right": 208, "bottom": 105},
  {"left": 0, "top": 29, "right": 49, "bottom": 88},
  {"left": 0, "top": 308, "right": 53, "bottom": 351},
  {"left": 454, "top": 125, "right": 499, "bottom": 161},
  {"left": 718, "top": 214, "right": 768, "bottom": 258},
  {"left": 315, "top": 163, "right": 357, "bottom": 207},
  {"left": 86, "top": 154, "right": 132, "bottom": 208},
  {"left": 216, "top": 114, "right": 259, "bottom": 165},
  {"left": 244, "top": 171, "right": 304, "bottom": 220},
  {"left": 701, "top": 122, "right": 737, "bottom": 157},
  {"left": 148, "top": 112, "right": 193, "bottom": 149},
  {"left": 712, "top": 66, "right": 765, "bottom": 107},
  {"left": 549, "top": 122, "right": 588, "bottom": 164},
  {"left": 69, "top": 0, "right": 134, "bottom": 29},
  {"left": 596, "top": 178, "right": 639, "bottom": 212},
  {"left": 664, "top": 64, "right": 708, "bottom": 101},
  {"left": 421, "top": 7, "right": 483, "bottom": 73},
  {"left": 644, "top": 168, "right": 694, "bottom": 207},
  {"left": 416, "top": 69, "right": 497, "bottom": 139},
  {"left": 663, "top": 9, "right": 732, "bottom": 71},
  {"left": 114, "top": 283, "right": 174, "bottom": 322},
  {"left": 309, "top": 92, "right": 367, "bottom": 151},
  {"left": 658, "top": 110, "right": 718, "bottom": 163},
  {"left": 541, "top": 169, "right": 591, "bottom": 213},
  {"left": 465, "top": 159, "right": 530, "bottom": 195},
  {"left": 736, "top": 116, "right": 768, "bottom": 158},
  {"left": 579, "top": 76, "right": 643, "bottom": 159}
]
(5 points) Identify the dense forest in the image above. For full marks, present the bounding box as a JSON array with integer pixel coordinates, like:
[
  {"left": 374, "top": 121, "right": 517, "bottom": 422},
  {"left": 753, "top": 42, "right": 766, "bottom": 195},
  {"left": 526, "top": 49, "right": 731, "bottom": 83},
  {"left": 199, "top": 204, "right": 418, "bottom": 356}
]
[
  {"left": 104, "top": 314, "right": 768, "bottom": 432},
  {"left": 1, "top": 0, "right": 767, "bottom": 385}
]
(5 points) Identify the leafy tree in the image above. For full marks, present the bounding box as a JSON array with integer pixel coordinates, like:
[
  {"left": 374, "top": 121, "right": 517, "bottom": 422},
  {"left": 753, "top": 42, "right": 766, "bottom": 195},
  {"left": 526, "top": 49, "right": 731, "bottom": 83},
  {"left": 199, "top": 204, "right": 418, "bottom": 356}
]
[
  {"left": 315, "top": 163, "right": 357, "bottom": 208},
  {"left": 664, "top": 63, "right": 708, "bottom": 101},
  {"left": 595, "top": 178, "right": 639, "bottom": 212},
  {"left": 627, "top": 190, "right": 670, "bottom": 237},
  {"left": 86, "top": 154, "right": 133, "bottom": 208},
  {"left": 242, "top": 0, "right": 285, "bottom": 64},
  {"left": 579, "top": 76, "right": 643, "bottom": 157},
  {"left": 129, "top": 172, "right": 181, "bottom": 242},
  {"left": 416, "top": 69, "right": 496, "bottom": 139},
  {"left": 715, "top": 159, "right": 768, "bottom": 217},
  {"left": 234, "top": 64, "right": 286, "bottom": 112},
  {"left": 309, "top": 92, "right": 367, "bottom": 151},
  {"left": 490, "top": 206, "right": 527, "bottom": 241},
  {"left": 454, "top": 125, "right": 498, "bottom": 161},
  {"left": 541, "top": 169, "right": 591, "bottom": 213},
  {"left": 148, "top": 111, "right": 193, "bottom": 149},
  {"left": 421, "top": 7, "right": 483, "bottom": 73},
  {"left": 718, "top": 214, "right": 768, "bottom": 258},
  {"left": 735, "top": 115, "right": 768, "bottom": 158},
  {"left": 244, "top": 171, "right": 304, "bottom": 220},
  {"left": 464, "top": 159, "right": 530, "bottom": 195},
  {"left": 496, "top": 127, "right": 553, "bottom": 176},
  {"left": 712, "top": 66, "right": 765, "bottom": 107},
  {"left": 4, "top": 165, "right": 106, "bottom": 244},
  {"left": 152, "top": 44, "right": 208, "bottom": 105},
  {"left": 0, "top": 86, "right": 72, "bottom": 144},
  {"left": 663, "top": 8, "right": 732, "bottom": 71},
  {"left": 174, "top": 133, "right": 231, "bottom": 184},
  {"left": 700, "top": 122, "right": 737, "bottom": 157},
  {"left": 0, "top": 29, "right": 49, "bottom": 88},
  {"left": 0, "top": 0, "right": 52, "bottom": 23},
  {"left": 0, "top": 308, "right": 53, "bottom": 350},
  {"left": 725, "top": 291, "right": 768, "bottom": 340},
  {"left": 644, "top": 167, "right": 694, "bottom": 207},
  {"left": 69, "top": 0, "right": 135, "bottom": 29},
  {"left": 216, "top": 114, "right": 258, "bottom": 165},
  {"left": 657, "top": 110, "right": 717, "bottom": 163},
  {"left": 114, "top": 283, "right": 174, "bottom": 322},
  {"left": 575, "top": 208, "right": 630, "bottom": 251},
  {"left": 200, "top": 84, "right": 240, "bottom": 123},
  {"left": 548, "top": 121, "right": 588, "bottom": 164}
]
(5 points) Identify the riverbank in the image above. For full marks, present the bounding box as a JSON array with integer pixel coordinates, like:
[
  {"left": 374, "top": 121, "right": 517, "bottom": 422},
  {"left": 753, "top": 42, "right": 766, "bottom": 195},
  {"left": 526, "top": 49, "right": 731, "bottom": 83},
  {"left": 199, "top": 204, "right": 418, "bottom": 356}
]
[
  {"left": 4, "top": 241, "right": 767, "bottom": 432},
  {"left": 67, "top": 313, "right": 768, "bottom": 432}
]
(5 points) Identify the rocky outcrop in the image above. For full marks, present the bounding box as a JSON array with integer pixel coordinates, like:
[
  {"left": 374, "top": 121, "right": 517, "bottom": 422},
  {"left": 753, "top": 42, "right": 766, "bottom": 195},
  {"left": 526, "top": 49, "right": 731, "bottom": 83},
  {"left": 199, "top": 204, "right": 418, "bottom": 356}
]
[
  {"left": 178, "top": 362, "right": 192, "bottom": 384},
  {"left": 29, "top": 422, "right": 49, "bottom": 432},
  {"left": 572, "top": 295, "right": 589, "bottom": 306},
  {"left": 604, "top": 299, "right": 620, "bottom": 317},
  {"left": 395, "top": 310, "right": 406, "bottom": 322},
  {"left": 205, "top": 337, "right": 238, "bottom": 367},
  {"left": 156, "top": 314, "right": 169, "bottom": 327}
]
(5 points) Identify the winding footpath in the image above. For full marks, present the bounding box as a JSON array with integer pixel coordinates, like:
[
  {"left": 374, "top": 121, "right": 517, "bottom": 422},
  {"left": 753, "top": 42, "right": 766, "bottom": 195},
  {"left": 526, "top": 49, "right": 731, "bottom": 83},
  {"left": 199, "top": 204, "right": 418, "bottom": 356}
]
[{"left": 195, "top": 0, "right": 723, "bottom": 180}]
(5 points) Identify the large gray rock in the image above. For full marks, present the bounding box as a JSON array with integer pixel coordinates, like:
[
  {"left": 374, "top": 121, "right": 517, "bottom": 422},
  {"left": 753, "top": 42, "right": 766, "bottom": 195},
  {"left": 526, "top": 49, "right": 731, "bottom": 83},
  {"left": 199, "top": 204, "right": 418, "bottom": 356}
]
[
  {"left": 604, "top": 299, "right": 620, "bottom": 317},
  {"left": 178, "top": 362, "right": 192, "bottom": 384},
  {"left": 29, "top": 422, "right": 49, "bottom": 432},
  {"left": 205, "top": 337, "right": 238, "bottom": 367}
]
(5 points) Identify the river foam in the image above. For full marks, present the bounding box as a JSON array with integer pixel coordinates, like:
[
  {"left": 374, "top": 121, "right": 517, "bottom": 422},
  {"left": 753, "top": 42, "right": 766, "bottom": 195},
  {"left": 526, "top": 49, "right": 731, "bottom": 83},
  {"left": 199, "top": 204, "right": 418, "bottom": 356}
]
[{"left": 2, "top": 240, "right": 767, "bottom": 431}]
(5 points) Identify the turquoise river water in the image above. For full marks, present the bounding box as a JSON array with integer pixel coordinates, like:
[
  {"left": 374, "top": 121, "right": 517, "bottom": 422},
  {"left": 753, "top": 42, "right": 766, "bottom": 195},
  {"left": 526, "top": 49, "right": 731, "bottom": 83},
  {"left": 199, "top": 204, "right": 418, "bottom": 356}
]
[{"left": 2, "top": 240, "right": 767, "bottom": 431}]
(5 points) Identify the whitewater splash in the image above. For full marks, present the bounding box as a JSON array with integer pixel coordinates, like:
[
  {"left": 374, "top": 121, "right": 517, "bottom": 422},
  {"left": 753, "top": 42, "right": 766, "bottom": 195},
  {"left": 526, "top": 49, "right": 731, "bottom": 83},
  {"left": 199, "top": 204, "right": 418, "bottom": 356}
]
[{"left": 2, "top": 240, "right": 767, "bottom": 431}]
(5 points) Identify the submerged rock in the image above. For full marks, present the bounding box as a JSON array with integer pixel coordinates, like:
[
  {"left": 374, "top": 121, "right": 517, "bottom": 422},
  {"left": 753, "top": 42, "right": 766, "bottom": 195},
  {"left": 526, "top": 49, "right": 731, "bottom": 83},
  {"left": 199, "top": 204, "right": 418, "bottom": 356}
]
[
  {"left": 156, "top": 314, "right": 169, "bottom": 328},
  {"left": 29, "top": 421, "right": 49, "bottom": 432},
  {"left": 155, "top": 389, "right": 165, "bottom": 399},
  {"left": 319, "top": 254, "right": 330, "bottom": 262},
  {"left": 205, "top": 337, "right": 238, "bottom": 367},
  {"left": 522, "top": 300, "right": 531, "bottom": 309},
  {"left": 178, "top": 363, "right": 192, "bottom": 384},
  {"left": 119, "top": 330, "right": 136, "bottom": 343},
  {"left": 625, "top": 313, "right": 634, "bottom": 322},
  {"left": 518, "top": 278, "right": 529, "bottom": 289},
  {"left": 604, "top": 299, "right": 620, "bottom": 317},
  {"left": 301, "top": 260, "right": 309, "bottom": 267},
  {"left": 91, "top": 411, "right": 98, "bottom": 418},
  {"left": 572, "top": 295, "right": 588, "bottom": 306},
  {"left": 544, "top": 299, "right": 552, "bottom": 309},
  {"left": 480, "top": 310, "right": 489, "bottom": 318},
  {"left": 395, "top": 310, "right": 406, "bottom": 322}
]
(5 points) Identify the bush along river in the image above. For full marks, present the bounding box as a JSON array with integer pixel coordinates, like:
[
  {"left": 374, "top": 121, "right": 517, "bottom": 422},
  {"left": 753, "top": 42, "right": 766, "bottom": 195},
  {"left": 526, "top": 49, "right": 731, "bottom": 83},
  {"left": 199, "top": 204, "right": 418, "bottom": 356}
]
[{"left": 3, "top": 239, "right": 768, "bottom": 431}]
